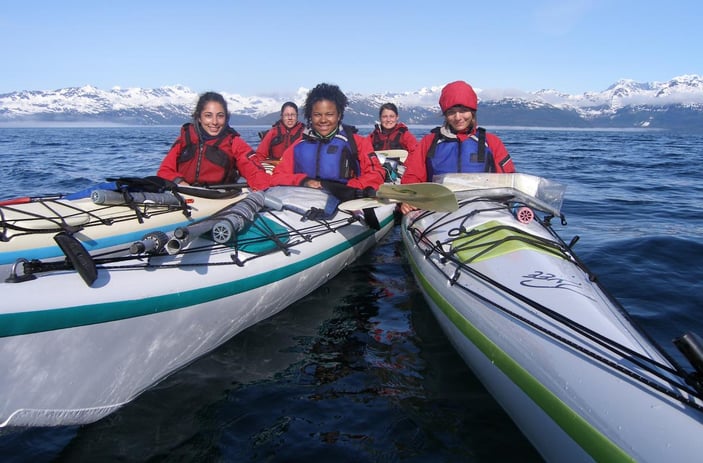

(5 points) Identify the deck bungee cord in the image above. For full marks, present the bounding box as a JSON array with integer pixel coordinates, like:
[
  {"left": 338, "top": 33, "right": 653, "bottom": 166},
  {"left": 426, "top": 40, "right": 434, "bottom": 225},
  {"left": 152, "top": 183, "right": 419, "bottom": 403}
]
[
  {"left": 0, "top": 178, "right": 247, "bottom": 242},
  {"left": 406, "top": 194, "right": 703, "bottom": 412},
  {"left": 1, "top": 196, "right": 187, "bottom": 239},
  {"left": 7, "top": 199, "right": 368, "bottom": 283}
]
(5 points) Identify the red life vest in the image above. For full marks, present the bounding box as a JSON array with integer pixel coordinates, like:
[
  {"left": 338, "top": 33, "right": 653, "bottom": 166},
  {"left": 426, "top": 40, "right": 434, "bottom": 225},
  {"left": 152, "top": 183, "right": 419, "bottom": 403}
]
[
  {"left": 176, "top": 123, "right": 240, "bottom": 185},
  {"left": 266, "top": 121, "right": 305, "bottom": 159},
  {"left": 370, "top": 123, "right": 409, "bottom": 150}
]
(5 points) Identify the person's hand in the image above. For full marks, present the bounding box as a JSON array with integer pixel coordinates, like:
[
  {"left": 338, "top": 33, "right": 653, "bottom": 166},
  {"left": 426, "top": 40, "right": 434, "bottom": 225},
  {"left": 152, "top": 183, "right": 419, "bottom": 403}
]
[
  {"left": 173, "top": 177, "right": 190, "bottom": 186},
  {"left": 304, "top": 179, "right": 322, "bottom": 189},
  {"left": 400, "top": 202, "right": 417, "bottom": 215}
]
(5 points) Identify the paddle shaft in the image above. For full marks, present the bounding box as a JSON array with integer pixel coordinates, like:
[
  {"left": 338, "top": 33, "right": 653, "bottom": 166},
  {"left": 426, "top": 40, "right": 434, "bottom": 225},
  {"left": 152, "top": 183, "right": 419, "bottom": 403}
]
[{"left": 0, "top": 195, "right": 64, "bottom": 206}]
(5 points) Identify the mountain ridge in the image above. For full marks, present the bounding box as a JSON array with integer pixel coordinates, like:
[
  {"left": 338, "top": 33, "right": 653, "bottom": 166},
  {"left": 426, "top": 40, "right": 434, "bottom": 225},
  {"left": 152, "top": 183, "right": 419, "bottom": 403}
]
[{"left": 1, "top": 75, "right": 702, "bottom": 130}]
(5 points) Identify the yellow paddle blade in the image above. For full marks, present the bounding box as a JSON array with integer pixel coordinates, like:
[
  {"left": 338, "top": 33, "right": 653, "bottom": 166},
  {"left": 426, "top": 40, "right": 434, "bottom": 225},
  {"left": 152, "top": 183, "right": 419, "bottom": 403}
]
[{"left": 377, "top": 183, "right": 458, "bottom": 212}]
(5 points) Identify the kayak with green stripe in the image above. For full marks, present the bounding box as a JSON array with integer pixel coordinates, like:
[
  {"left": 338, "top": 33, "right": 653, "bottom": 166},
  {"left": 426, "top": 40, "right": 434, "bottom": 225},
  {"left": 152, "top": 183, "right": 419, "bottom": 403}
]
[{"left": 401, "top": 173, "right": 703, "bottom": 463}]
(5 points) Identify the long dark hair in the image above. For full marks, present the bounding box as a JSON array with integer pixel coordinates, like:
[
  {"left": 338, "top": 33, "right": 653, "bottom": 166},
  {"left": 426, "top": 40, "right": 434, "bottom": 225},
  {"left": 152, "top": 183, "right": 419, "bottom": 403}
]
[
  {"left": 303, "top": 83, "right": 348, "bottom": 122},
  {"left": 192, "top": 91, "right": 230, "bottom": 124}
]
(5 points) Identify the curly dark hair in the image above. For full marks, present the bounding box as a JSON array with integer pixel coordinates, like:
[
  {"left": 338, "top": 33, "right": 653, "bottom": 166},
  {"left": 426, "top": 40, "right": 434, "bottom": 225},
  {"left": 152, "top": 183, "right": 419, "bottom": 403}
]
[
  {"left": 303, "top": 83, "right": 348, "bottom": 122},
  {"left": 192, "top": 91, "right": 230, "bottom": 123}
]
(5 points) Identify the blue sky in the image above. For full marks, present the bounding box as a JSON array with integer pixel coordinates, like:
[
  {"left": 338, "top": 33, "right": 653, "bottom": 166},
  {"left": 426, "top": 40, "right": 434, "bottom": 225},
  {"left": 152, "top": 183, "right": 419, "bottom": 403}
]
[{"left": 2, "top": 0, "right": 701, "bottom": 96}]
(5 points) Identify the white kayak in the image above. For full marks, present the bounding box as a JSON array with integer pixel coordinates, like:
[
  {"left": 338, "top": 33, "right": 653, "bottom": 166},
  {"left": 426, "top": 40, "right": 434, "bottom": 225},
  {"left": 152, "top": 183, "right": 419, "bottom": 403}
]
[
  {"left": 400, "top": 173, "right": 703, "bottom": 462},
  {"left": 0, "top": 178, "right": 246, "bottom": 272},
  {"left": 0, "top": 186, "right": 395, "bottom": 428}
]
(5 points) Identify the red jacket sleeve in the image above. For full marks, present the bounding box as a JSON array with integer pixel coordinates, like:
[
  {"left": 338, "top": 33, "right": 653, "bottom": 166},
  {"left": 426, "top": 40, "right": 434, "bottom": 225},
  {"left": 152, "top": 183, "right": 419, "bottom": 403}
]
[
  {"left": 269, "top": 140, "right": 306, "bottom": 186},
  {"left": 366, "top": 131, "right": 375, "bottom": 146},
  {"left": 401, "top": 132, "right": 434, "bottom": 184},
  {"left": 347, "top": 134, "right": 384, "bottom": 190},
  {"left": 156, "top": 129, "right": 188, "bottom": 182},
  {"left": 271, "top": 136, "right": 385, "bottom": 190},
  {"left": 486, "top": 133, "right": 515, "bottom": 173},
  {"left": 230, "top": 137, "right": 271, "bottom": 191},
  {"left": 252, "top": 129, "right": 275, "bottom": 164},
  {"left": 400, "top": 129, "right": 418, "bottom": 154}
]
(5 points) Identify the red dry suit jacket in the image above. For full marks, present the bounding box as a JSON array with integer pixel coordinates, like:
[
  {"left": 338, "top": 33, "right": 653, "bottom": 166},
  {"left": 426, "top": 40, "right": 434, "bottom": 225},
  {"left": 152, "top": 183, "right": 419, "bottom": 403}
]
[
  {"left": 252, "top": 120, "right": 305, "bottom": 163},
  {"left": 270, "top": 127, "right": 385, "bottom": 190},
  {"left": 401, "top": 125, "right": 515, "bottom": 184},
  {"left": 367, "top": 122, "right": 418, "bottom": 153},
  {"left": 157, "top": 123, "right": 270, "bottom": 190}
]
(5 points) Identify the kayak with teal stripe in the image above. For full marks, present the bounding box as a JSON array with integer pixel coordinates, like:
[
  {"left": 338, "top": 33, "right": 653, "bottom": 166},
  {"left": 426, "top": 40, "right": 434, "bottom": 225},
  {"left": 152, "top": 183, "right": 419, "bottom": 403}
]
[
  {"left": 400, "top": 173, "right": 703, "bottom": 462},
  {"left": 0, "top": 186, "right": 395, "bottom": 429}
]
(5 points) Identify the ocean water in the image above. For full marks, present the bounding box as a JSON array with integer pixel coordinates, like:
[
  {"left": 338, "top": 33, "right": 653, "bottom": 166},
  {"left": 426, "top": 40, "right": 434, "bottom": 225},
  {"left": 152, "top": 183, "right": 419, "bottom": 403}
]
[{"left": 1, "top": 125, "right": 702, "bottom": 462}]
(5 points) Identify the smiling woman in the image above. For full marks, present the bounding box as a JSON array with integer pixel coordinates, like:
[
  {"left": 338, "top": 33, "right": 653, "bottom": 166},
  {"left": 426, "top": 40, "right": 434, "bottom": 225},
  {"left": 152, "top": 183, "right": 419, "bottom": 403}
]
[
  {"left": 198, "top": 101, "right": 227, "bottom": 137},
  {"left": 399, "top": 80, "right": 516, "bottom": 215},
  {"left": 155, "top": 91, "right": 270, "bottom": 190},
  {"left": 269, "top": 83, "right": 385, "bottom": 202}
]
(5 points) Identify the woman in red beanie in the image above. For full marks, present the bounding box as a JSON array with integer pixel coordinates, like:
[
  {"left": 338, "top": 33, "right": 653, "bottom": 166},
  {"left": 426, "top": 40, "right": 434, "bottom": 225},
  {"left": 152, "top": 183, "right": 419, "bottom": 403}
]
[{"left": 400, "top": 80, "right": 515, "bottom": 214}]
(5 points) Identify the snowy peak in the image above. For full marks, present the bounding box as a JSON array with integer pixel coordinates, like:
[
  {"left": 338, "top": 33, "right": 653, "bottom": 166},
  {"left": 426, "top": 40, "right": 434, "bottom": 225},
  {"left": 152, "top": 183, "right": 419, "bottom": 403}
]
[{"left": 1, "top": 75, "right": 702, "bottom": 130}]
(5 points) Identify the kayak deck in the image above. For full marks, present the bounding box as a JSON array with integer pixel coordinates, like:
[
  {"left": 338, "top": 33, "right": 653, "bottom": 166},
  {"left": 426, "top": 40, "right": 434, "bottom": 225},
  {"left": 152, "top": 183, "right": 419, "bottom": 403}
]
[{"left": 402, "top": 186, "right": 703, "bottom": 462}]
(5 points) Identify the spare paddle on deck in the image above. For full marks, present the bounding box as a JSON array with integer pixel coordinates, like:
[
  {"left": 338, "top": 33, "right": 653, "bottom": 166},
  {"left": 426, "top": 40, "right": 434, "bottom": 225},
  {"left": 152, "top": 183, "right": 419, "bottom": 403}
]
[{"left": 338, "top": 183, "right": 458, "bottom": 212}]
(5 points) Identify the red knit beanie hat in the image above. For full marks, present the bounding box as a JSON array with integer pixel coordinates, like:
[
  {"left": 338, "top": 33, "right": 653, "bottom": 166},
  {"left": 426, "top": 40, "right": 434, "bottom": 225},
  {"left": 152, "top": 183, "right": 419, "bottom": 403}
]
[{"left": 439, "top": 80, "right": 478, "bottom": 113}]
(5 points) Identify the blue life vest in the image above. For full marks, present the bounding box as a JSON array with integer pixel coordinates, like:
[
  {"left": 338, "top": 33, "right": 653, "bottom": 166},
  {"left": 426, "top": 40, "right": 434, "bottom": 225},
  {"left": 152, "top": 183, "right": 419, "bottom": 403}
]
[
  {"left": 293, "top": 125, "right": 360, "bottom": 184},
  {"left": 426, "top": 127, "right": 493, "bottom": 178}
]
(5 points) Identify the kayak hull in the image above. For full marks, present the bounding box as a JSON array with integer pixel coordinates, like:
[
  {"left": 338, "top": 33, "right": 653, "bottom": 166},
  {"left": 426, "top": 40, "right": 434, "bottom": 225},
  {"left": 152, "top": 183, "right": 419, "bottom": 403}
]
[
  {"left": 0, "top": 199, "right": 395, "bottom": 428},
  {"left": 401, "top": 175, "right": 703, "bottom": 462}
]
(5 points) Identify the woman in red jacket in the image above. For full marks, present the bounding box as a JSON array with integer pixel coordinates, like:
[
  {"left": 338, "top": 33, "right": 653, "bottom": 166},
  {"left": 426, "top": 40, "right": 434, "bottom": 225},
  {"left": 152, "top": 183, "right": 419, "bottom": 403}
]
[
  {"left": 400, "top": 80, "right": 515, "bottom": 214},
  {"left": 270, "top": 83, "right": 384, "bottom": 201},
  {"left": 252, "top": 101, "right": 305, "bottom": 163},
  {"left": 157, "top": 92, "right": 270, "bottom": 190},
  {"left": 367, "top": 102, "right": 417, "bottom": 153}
]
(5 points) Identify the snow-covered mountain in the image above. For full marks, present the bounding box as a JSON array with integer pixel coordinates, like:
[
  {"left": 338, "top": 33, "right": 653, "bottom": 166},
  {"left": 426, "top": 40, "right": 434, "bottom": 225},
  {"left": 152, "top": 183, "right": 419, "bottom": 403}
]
[{"left": 1, "top": 75, "right": 702, "bottom": 130}]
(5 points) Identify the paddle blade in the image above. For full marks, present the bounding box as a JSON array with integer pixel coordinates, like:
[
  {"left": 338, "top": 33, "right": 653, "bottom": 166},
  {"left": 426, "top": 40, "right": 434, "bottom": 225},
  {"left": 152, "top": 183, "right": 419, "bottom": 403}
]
[{"left": 377, "top": 183, "right": 458, "bottom": 212}]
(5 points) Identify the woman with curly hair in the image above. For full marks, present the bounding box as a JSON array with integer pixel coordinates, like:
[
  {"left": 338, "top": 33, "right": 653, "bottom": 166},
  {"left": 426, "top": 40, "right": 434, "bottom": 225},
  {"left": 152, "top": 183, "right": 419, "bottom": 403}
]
[{"left": 270, "top": 83, "right": 385, "bottom": 201}]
